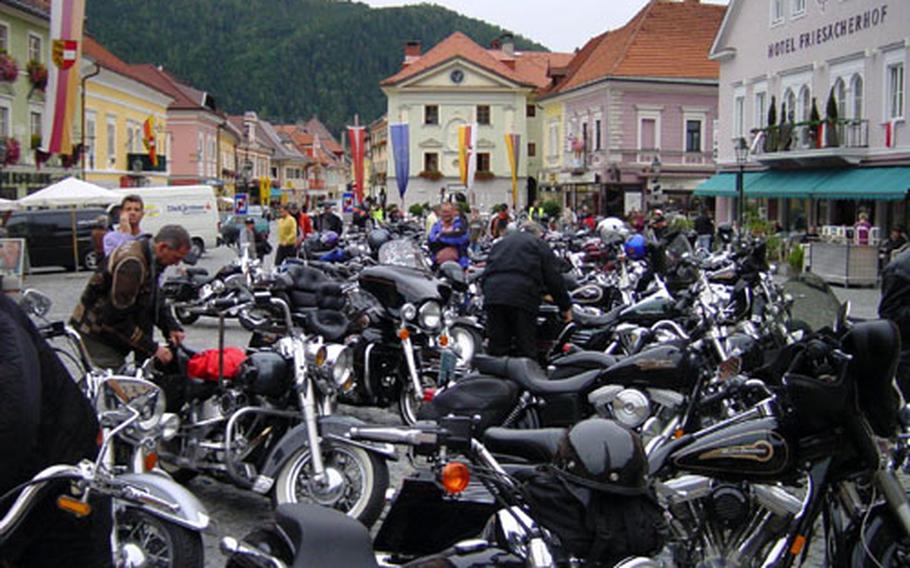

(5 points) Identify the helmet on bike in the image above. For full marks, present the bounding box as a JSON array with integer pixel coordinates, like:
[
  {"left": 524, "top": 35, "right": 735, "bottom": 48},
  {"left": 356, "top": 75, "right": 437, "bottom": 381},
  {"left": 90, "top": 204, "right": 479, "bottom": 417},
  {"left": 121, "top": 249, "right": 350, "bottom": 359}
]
[
  {"left": 597, "top": 217, "right": 628, "bottom": 243},
  {"left": 555, "top": 418, "right": 647, "bottom": 488},
  {"left": 367, "top": 228, "right": 392, "bottom": 253},
  {"left": 624, "top": 234, "right": 648, "bottom": 260},
  {"left": 320, "top": 231, "right": 339, "bottom": 249}
]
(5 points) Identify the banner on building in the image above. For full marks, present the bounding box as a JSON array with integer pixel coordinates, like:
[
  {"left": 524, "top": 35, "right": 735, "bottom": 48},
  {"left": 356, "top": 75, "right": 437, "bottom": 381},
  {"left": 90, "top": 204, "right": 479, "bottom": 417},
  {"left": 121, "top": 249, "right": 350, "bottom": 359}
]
[
  {"left": 347, "top": 126, "right": 366, "bottom": 204},
  {"left": 143, "top": 116, "right": 158, "bottom": 166},
  {"left": 505, "top": 133, "right": 521, "bottom": 208},
  {"left": 42, "top": 0, "right": 85, "bottom": 155},
  {"left": 390, "top": 123, "right": 409, "bottom": 200},
  {"left": 458, "top": 123, "right": 477, "bottom": 189},
  {"left": 885, "top": 119, "right": 898, "bottom": 148}
]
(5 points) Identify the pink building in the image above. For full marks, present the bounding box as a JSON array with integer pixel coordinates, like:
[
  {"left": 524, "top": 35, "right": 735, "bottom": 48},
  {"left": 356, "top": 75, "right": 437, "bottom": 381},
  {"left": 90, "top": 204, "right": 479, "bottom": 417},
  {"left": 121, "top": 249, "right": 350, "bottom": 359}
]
[{"left": 538, "top": 0, "right": 725, "bottom": 215}]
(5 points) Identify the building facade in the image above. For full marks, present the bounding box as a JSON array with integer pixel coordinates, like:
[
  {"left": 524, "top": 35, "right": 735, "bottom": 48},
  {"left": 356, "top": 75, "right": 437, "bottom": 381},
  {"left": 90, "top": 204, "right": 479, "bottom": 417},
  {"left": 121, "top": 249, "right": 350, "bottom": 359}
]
[
  {"left": 538, "top": 0, "right": 725, "bottom": 216},
  {"left": 81, "top": 38, "right": 172, "bottom": 189},
  {"left": 381, "top": 34, "right": 570, "bottom": 210},
  {"left": 705, "top": 0, "right": 910, "bottom": 231},
  {"left": 367, "top": 114, "right": 388, "bottom": 201}
]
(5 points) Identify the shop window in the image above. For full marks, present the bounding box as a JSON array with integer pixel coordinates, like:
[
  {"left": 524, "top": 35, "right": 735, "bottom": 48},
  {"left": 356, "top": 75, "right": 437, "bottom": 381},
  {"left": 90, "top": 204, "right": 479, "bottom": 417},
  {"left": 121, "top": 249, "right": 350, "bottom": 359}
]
[
  {"left": 424, "top": 105, "right": 438, "bottom": 125},
  {"left": 477, "top": 105, "right": 491, "bottom": 125}
]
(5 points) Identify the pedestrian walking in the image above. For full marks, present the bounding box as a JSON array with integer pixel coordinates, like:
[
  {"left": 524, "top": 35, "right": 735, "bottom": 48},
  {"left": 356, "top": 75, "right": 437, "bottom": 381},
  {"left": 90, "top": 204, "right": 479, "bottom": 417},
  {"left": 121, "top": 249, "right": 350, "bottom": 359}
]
[
  {"left": 481, "top": 222, "right": 572, "bottom": 359},
  {"left": 275, "top": 204, "right": 298, "bottom": 266},
  {"left": 694, "top": 208, "right": 715, "bottom": 252}
]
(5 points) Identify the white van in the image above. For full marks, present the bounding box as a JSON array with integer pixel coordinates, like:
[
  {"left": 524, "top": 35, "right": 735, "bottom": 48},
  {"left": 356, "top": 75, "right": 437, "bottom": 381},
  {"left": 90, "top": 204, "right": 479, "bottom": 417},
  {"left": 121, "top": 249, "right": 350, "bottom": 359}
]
[{"left": 112, "top": 185, "right": 220, "bottom": 256}]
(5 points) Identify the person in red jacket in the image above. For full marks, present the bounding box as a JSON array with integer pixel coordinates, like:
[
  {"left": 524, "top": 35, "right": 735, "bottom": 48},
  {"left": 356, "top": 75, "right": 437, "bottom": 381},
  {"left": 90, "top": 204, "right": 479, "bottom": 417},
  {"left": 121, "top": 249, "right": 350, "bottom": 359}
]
[{"left": 297, "top": 204, "right": 313, "bottom": 238}]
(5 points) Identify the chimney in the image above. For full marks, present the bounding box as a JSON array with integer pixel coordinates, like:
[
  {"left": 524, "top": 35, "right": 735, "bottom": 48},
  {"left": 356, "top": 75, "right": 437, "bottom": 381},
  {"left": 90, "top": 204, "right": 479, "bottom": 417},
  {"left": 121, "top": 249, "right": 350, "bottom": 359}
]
[
  {"left": 500, "top": 33, "right": 515, "bottom": 57},
  {"left": 404, "top": 40, "right": 421, "bottom": 64}
]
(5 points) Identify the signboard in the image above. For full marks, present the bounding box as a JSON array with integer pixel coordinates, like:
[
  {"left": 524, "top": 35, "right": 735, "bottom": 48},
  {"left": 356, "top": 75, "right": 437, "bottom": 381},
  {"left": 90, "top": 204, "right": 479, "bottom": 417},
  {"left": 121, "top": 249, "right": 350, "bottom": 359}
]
[
  {"left": 342, "top": 192, "right": 354, "bottom": 214},
  {"left": 624, "top": 192, "right": 642, "bottom": 215},
  {"left": 234, "top": 193, "right": 248, "bottom": 215},
  {"left": 0, "top": 238, "right": 26, "bottom": 290}
]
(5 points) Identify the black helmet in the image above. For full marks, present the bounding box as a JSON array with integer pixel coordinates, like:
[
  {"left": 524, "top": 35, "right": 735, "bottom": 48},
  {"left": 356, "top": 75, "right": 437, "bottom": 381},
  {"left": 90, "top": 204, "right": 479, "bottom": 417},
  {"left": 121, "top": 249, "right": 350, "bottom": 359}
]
[
  {"left": 555, "top": 418, "right": 647, "bottom": 488},
  {"left": 367, "top": 228, "right": 392, "bottom": 253}
]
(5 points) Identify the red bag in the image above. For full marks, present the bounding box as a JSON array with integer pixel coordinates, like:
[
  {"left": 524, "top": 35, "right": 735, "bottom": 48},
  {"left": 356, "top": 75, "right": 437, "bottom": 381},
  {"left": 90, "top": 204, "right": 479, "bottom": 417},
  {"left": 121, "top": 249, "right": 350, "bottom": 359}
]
[{"left": 187, "top": 348, "right": 247, "bottom": 382}]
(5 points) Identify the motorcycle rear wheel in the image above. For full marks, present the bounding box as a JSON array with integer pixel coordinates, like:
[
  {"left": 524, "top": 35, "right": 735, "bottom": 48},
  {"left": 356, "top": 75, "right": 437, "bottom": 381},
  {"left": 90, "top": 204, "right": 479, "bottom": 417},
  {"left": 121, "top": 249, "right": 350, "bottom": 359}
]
[
  {"left": 272, "top": 441, "right": 388, "bottom": 529},
  {"left": 116, "top": 506, "right": 203, "bottom": 568}
]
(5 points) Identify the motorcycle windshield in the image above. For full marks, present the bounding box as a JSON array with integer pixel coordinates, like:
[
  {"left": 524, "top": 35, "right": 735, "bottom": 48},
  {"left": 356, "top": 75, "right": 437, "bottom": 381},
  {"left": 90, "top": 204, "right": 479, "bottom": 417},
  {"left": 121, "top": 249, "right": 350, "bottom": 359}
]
[
  {"left": 782, "top": 272, "right": 843, "bottom": 331},
  {"left": 378, "top": 239, "right": 430, "bottom": 271}
]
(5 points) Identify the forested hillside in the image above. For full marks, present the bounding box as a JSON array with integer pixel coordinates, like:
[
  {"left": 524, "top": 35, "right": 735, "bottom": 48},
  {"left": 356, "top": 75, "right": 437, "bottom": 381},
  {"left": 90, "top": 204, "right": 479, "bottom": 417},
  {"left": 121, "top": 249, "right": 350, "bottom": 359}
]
[{"left": 86, "top": 0, "right": 546, "bottom": 133}]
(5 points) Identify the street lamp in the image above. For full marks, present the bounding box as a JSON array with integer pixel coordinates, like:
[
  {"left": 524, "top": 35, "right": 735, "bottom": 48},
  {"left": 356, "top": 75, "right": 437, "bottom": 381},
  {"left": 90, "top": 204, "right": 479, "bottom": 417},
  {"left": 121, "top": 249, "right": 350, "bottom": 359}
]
[{"left": 734, "top": 137, "right": 749, "bottom": 231}]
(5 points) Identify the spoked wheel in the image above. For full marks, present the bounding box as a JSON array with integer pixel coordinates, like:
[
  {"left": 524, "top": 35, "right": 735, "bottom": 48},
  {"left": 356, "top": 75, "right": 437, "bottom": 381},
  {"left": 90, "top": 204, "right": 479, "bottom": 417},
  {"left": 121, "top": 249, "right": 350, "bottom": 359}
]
[
  {"left": 399, "top": 374, "right": 437, "bottom": 426},
  {"left": 115, "top": 507, "right": 203, "bottom": 568},
  {"left": 853, "top": 507, "right": 910, "bottom": 567},
  {"left": 272, "top": 441, "right": 388, "bottom": 529}
]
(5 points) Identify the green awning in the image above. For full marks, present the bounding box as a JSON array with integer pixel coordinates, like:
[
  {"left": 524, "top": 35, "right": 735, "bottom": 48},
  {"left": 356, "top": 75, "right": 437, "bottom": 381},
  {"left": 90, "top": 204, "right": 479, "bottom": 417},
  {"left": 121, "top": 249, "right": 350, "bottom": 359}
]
[
  {"left": 746, "top": 170, "right": 837, "bottom": 198},
  {"left": 694, "top": 172, "right": 764, "bottom": 197},
  {"left": 818, "top": 167, "right": 910, "bottom": 201}
]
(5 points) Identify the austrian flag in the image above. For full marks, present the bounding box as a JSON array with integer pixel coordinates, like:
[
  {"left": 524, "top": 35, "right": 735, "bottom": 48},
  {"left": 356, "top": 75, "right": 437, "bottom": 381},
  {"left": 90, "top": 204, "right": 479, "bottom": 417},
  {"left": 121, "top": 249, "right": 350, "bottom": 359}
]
[
  {"left": 885, "top": 120, "right": 898, "bottom": 148},
  {"left": 41, "top": 0, "right": 85, "bottom": 155}
]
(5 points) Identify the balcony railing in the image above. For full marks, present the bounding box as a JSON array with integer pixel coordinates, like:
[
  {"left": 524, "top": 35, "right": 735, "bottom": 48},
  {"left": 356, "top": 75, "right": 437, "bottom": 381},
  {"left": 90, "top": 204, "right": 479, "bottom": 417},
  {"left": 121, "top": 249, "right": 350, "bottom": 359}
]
[
  {"left": 616, "top": 148, "right": 714, "bottom": 166},
  {"left": 751, "top": 119, "right": 869, "bottom": 155},
  {"left": 126, "top": 153, "right": 167, "bottom": 172}
]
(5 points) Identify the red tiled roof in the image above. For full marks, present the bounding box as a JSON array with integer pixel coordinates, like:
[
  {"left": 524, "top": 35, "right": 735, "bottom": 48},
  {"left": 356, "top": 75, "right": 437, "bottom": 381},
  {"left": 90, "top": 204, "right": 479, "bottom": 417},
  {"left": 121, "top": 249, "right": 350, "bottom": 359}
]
[
  {"left": 550, "top": 0, "right": 725, "bottom": 95},
  {"left": 82, "top": 37, "right": 172, "bottom": 97},
  {"left": 302, "top": 118, "right": 344, "bottom": 155},
  {"left": 275, "top": 124, "right": 315, "bottom": 147},
  {"left": 381, "top": 31, "right": 570, "bottom": 90},
  {"left": 125, "top": 63, "right": 207, "bottom": 110}
]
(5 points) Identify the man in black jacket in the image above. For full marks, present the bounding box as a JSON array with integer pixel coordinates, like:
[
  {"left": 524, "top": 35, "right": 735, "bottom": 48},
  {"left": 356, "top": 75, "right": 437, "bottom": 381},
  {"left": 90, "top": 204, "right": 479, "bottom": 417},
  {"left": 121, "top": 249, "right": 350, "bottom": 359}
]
[
  {"left": 879, "top": 248, "right": 910, "bottom": 399},
  {"left": 0, "top": 295, "right": 111, "bottom": 567},
  {"left": 481, "top": 223, "right": 572, "bottom": 359}
]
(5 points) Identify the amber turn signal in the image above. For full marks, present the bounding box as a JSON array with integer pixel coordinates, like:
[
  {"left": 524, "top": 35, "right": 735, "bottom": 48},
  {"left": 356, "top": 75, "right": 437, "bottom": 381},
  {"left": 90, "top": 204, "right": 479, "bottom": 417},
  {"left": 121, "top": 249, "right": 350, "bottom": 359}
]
[
  {"left": 57, "top": 495, "right": 92, "bottom": 517},
  {"left": 440, "top": 461, "right": 470, "bottom": 494},
  {"left": 398, "top": 328, "right": 410, "bottom": 340},
  {"left": 438, "top": 335, "right": 449, "bottom": 347},
  {"left": 144, "top": 451, "right": 159, "bottom": 472}
]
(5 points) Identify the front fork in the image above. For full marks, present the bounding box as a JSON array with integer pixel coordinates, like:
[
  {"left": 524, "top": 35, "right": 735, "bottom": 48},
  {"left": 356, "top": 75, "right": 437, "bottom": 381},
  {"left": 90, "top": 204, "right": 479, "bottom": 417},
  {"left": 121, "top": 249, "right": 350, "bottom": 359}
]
[
  {"left": 291, "top": 338, "right": 327, "bottom": 484},
  {"left": 876, "top": 467, "right": 910, "bottom": 539},
  {"left": 400, "top": 329, "right": 423, "bottom": 397}
]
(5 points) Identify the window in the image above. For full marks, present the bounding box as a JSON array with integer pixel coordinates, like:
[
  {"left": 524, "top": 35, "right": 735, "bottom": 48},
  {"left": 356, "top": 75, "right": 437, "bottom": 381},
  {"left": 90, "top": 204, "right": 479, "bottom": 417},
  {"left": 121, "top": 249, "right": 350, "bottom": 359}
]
[
  {"left": 581, "top": 122, "right": 588, "bottom": 150},
  {"left": 526, "top": 104, "right": 536, "bottom": 118},
  {"left": 528, "top": 142, "right": 536, "bottom": 157},
  {"left": 640, "top": 118, "right": 657, "bottom": 149},
  {"left": 423, "top": 152, "right": 438, "bottom": 172},
  {"left": 424, "top": 105, "right": 438, "bottom": 125},
  {"left": 477, "top": 105, "right": 490, "bottom": 125},
  {"left": 783, "top": 88, "right": 796, "bottom": 121},
  {"left": 755, "top": 92, "right": 767, "bottom": 128},
  {"left": 29, "top": 111, "right": 41, "bottom": 142},
  {"left": 771, "top": 0, "right": 785, "bottom": 24},
  {"left": 27, "top": 34, "right": 41, "bottom": 63},
  {"left": 0, "top": 24, "right": 8, "bottom": 52},
  {"left": 734, "top": 96, "right": 745, "bottom": 137},
  {"left": 799, "top": 86, "right": 811, "bottom": 122},
  {"left": 851, "top": 74, "right": 864, "bottom": 119},
  {"left": 271, "top": 166, "right": 278, "bottom": 179},
  {"left": 106, "top": 118, "right": 116, "bottom": 167},
  {"left": 548, "top": 122, "right": 558, "bottom": 157},
  {"left": 0, "top": 106, "right": 9, "bottom": 138},
  {"left": 887, "top": 63, "right": 905, "bottom": 120},
  {"left": 86, "top": 115, "right": 96, "bottom": 169},
  {"left": 792, "top": 0, "right": 805, "bottom": 17},
  {"left": 685, "top": 120, "right": 702, "bottom": 152},
  {"left": 476, "top": 152, "right": 491, "bottom": 173},
  {"left": 834, "top": 78, "right": 847, "bottom": 120},
  {"left": 595, "top": 119, "right": 602, "bottom": 150}
]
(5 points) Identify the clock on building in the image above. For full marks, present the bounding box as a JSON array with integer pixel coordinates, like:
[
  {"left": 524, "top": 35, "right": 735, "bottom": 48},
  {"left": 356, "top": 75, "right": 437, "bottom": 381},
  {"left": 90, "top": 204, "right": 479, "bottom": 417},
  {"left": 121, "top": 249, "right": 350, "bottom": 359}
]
[{"left": 450, "top": 69, "right": 464, "bottom": 84}]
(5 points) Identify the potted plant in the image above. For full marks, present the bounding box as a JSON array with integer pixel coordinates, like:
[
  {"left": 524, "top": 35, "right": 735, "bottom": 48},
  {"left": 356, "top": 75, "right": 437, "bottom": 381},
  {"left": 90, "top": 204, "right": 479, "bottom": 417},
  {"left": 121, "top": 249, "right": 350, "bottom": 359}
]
[
  {"left": 825, "top": 87, "right": 840, "bottom": 147},
  {"left": 26, "top": 60, "right": 47, "bottom": 92},
  {"left": 788, "top": 244, "right": 805, "bottom": 275},
  {"left": 777, "top": 102, "right": 792, "bottom": 152},
  {"left": 4, "top": 137, "right": 20, "bottom": 165},
  {"left": 418, "top": 169, "right": 443, "bottom": 181},
  {"left": 764, "top": 96, "right": 778, "bottom": 153},
  {"left": 0, "top": 51, "right": 18, "bottom": 83},
  {"left": 475, "top": 171, "right": 495, "bottom": 181},
  {"left": 809, "top": 97, "right": 821, "bottom": 148}
]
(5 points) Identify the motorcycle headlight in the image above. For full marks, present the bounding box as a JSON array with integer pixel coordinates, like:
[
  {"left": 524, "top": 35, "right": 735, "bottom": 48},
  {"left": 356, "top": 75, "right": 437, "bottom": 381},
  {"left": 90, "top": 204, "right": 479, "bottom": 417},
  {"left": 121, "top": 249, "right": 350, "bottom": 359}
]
[
  {"left": 305, "top": 342, "right": 328, "bottom": 366},
  {"left": 331, "top": 347, "right": 354, "bottom": 393},
  {"left": 418, "top": 301, "right": 442, "bottom": 331},
  {"left": 160, "top": 413, "right": 181, "bottom": 441},
  {"left": 401, "top": 302, "right": 417, "bottom": 321}
]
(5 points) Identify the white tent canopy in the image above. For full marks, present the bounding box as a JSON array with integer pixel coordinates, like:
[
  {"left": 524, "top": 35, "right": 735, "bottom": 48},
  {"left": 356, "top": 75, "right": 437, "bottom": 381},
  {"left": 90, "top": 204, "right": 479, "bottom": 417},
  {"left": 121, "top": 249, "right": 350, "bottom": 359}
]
[
  {"left": 18, "top": 176, "right": 120, "bottom": 208},
  {"left": 0, "top": 198, "right": 19, "bottom": 212}
]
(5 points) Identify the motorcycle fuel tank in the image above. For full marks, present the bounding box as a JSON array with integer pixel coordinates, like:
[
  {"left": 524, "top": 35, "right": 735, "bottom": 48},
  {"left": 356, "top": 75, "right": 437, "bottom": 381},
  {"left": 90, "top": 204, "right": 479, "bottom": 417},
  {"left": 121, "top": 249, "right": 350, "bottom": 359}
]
[
  {"left": 671, "top": 417, "right": 792, "bottom": 480},
  {"left": 359, "top": 265, "right": 450, "bottom": 316},
  {"left": 599, "top": 344, "right": 694, "bottom": 390}
]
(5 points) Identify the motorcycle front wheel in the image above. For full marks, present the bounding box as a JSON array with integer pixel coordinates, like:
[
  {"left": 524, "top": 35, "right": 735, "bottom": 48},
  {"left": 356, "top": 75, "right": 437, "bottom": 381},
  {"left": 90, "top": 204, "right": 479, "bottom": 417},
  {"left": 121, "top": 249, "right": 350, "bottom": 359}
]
[
  {"left": 115, "top": 506, "right": 204, "bottom": 568},
  {"left": 399, "top": 373, "right": 437, "bottom": 426},
  {"left": 272, "top": 441, "right": 388, "bottom": 529}
]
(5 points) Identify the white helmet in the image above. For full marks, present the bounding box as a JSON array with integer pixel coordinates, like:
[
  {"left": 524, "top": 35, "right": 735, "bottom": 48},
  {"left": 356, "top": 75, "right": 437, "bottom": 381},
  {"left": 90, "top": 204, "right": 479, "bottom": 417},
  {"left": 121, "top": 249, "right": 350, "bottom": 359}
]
[{"left": 597, "top": 217, "right": 628, "bottom": 243}]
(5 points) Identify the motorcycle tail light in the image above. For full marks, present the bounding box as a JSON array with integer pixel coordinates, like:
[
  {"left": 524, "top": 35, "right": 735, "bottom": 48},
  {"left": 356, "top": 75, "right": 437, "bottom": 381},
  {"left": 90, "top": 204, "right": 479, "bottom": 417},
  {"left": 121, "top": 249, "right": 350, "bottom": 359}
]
[
  {"left": 562, "top": 343, "right": 572, "bottom": 354},
  {"left": 423, "top": 388, "right": 436, "bottom": 402},
  {"left": 144, "top": 451, "right": 159, "bottom": 472},
  {"left": 440, "top": 461, "right": 470, "bottom": 494},
  {"left": 57, "top": 495, "right": 91, "bottom": 518}
]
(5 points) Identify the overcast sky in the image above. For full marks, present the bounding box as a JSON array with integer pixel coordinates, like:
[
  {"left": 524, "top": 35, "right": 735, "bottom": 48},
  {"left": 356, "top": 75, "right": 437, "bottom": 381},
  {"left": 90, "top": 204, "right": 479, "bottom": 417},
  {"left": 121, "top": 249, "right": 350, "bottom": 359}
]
[{"left": 360, "top": 0, "right": 729, "bottom": 52}]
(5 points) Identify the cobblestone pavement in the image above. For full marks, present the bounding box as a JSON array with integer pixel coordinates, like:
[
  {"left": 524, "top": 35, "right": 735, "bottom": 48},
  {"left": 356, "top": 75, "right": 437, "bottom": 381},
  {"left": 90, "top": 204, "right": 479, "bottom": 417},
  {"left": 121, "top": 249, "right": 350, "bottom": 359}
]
[{"left": 19, "top": 247, "right": 886, "bottom": 566}]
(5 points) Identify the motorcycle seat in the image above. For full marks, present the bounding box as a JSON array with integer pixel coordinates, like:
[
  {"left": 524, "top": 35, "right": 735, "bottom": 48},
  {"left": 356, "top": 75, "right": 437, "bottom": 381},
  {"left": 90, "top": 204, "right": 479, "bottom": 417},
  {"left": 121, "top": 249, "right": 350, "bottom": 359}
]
[
  {"left": 306, "top": 309, "right": 349, "bottom": 342},
  {"left": 482, "top": 427, "right": 565, "bottom": 463},
  {"left": 473, "top": 356, "right": 601, "bottom": 395},
  {"left": 316, "top": 282, "right": 346, "bottom": 311},
  {"left": 185, "top": 267, "right": 209, "bottom": 278},
  {"left": 571, "top": 305, "right": 621, "bottom": 328},
  {"left": 285, "top": 264, "right": 330, "bottom": 292},
  {"left": 549, "top": 351, "right": 618, "bottom": 378},
  {"left": 274, "top": 504, "right": 378, "bottom": 568}
]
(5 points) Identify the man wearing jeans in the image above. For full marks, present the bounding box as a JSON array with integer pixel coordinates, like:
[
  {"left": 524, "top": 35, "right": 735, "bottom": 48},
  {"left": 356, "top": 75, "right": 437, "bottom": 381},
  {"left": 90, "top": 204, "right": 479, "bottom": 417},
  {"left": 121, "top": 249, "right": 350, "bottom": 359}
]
[{"left": 275, "top": 204, "right": 298, "bottom": 266}]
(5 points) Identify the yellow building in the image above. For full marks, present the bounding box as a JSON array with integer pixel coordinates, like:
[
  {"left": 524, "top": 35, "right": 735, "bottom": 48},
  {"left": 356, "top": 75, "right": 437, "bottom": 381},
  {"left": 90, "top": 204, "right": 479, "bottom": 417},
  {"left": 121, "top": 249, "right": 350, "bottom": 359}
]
[
  {"left": 218, "top": 119, "right": 241, "bottom": 198},
  {"left": 539, "top": 100, "right": 565, "bottom": 192},
  {"left": 81, "top": 37, "right": 172, "bottom": 188}
]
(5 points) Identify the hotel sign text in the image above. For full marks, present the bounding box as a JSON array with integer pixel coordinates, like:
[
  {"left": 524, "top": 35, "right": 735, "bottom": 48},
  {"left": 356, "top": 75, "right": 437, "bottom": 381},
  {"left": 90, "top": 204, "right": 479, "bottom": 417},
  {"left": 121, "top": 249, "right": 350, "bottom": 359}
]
[{"left": 768, "top": 4, "right": 888, "bottom": 59}]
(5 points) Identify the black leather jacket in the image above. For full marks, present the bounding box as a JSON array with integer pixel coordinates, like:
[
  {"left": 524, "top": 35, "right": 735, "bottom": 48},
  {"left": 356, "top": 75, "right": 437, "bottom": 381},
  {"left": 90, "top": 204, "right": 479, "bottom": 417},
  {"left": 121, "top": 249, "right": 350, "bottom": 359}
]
[
  {"left": 879, "top": 249, "right": 910, "bottom": 348},
  {"left": 481, "top": 231, "right": 571, "bottom": 314}
]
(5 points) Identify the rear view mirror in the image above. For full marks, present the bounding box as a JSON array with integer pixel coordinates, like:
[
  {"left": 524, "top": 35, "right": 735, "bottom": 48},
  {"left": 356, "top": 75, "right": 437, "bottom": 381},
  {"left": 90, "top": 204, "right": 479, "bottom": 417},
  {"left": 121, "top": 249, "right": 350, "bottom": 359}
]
[{"left": 20, "top": 289, "right": 52, "bottom": 318}]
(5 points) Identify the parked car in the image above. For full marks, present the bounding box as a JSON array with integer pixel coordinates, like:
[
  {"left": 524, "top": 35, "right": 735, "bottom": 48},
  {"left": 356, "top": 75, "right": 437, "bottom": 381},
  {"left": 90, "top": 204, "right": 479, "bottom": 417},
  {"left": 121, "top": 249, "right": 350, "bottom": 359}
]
[
  {"left": 4, "top": 208, "right": 107, "bottom": 271},
  {"left": 220, "top": 214, "right": 270, "bottom": 246}
]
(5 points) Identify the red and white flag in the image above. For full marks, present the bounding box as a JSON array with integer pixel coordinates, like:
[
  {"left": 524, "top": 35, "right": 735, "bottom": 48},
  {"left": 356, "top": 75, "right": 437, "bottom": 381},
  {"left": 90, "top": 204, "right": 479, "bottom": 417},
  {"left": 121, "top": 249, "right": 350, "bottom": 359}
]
[
  {"left": 816, "top": 122, "right": 825, "bottom": 149},
  {"left": 885, "top": 119, "right": 898, "bottom": 148},
  {"left": 347, "top": 126, "right": 366, "bottom": 204},
  {"left": 42, "top": 0, "right": 85, "bottom": 155}
]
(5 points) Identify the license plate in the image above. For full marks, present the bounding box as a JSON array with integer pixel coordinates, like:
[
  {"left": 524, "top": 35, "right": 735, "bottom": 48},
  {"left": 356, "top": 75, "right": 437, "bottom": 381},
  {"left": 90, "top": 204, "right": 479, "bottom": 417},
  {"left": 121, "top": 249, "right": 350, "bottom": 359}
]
[{"left": 438, "top": 349, "right": 457, "bottom": 384}]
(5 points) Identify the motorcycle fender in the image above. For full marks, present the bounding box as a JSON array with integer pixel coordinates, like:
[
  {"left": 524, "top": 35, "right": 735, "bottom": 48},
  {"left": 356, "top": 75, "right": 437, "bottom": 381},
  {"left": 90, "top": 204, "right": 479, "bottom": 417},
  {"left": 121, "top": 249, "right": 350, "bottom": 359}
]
[
  {"left": 451, "top": 316, "right": 483, "bottom": 332},
  {"left": 117, "top": 472, "right": 210, "bottom": 531},
  {"left": 255, "top": 415, "right": 397, "bottom": 495}
]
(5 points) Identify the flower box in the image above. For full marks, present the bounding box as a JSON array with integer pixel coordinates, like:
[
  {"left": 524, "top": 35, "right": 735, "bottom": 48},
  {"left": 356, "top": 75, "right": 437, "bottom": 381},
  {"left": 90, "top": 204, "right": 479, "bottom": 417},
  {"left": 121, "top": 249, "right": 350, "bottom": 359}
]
[{"left": 0, "top": 52, "right": 19, "bottom": 83}]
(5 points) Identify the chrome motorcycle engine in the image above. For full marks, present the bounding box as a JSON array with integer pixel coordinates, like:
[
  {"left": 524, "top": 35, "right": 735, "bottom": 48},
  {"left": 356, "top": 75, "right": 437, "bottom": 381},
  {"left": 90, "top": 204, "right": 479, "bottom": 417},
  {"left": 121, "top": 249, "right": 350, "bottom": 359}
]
[{"left": 657, "top": 475, "right": 802, "bottom": 568}]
